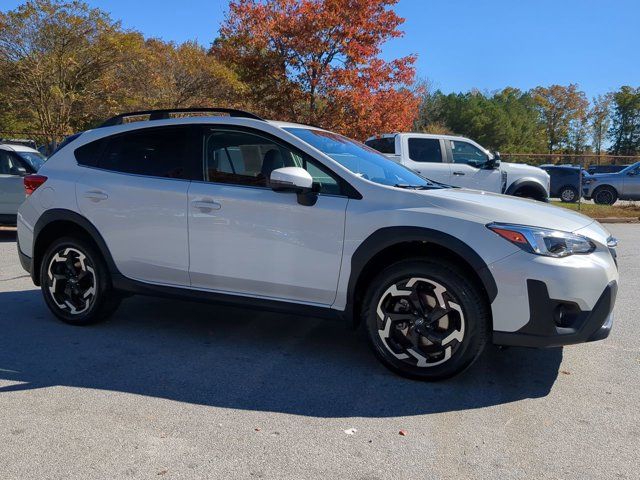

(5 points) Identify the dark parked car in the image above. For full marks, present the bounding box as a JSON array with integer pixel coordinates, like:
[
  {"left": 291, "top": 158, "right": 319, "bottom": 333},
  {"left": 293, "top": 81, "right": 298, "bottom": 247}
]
[{"left": 540, "top": 165, "right": 586, "bottom": 202}]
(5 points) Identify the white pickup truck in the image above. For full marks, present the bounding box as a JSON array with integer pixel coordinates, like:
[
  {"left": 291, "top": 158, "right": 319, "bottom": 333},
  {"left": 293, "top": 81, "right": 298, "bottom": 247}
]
[{"left": 365, "top": 133, "right": 550, "bottom": 201}]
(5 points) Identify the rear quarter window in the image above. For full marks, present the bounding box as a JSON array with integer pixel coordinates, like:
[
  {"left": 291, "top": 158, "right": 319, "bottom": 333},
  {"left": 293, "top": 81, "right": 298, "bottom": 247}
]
[{"left": 74, "top": 137, "right": 108, "bottom": 167}]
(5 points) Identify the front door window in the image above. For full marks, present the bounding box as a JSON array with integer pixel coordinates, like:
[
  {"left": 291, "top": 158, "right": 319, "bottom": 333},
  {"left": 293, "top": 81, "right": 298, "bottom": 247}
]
[{"left": 450, "top": 141, "right": 489, "bottom": 168}]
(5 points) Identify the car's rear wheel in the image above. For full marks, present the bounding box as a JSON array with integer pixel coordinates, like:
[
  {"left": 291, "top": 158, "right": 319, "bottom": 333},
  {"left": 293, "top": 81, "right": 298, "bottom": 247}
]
[
  {"left": 593, "top": 186, "right": 618, "bottom": 205},
  {"left": 559, "top": 185, "right": 579, "bottom": 203},
  {"left": 40, "top": 236, "right": 120, "bottom": 325},
  {"left": 362, "top": 258, "right": 489, "bottom": 381}
]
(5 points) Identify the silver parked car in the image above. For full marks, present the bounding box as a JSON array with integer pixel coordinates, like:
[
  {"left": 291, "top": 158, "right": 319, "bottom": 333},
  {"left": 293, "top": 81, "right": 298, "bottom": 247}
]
[
  {"left": 0, "top": 143, "right": 47, "bottom": 225},
  {"left": 583, "top": 161, "right": 640, "bottom": 205}
]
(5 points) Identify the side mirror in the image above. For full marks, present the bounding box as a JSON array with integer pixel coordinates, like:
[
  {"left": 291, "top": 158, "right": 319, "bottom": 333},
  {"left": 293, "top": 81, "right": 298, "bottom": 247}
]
[
  {"left": 487, "top": 151, "right": 501, "bottom": 169},
  {"left": 9, "top": 166, "right": 28, "bottom": 176},
  {"left": 484, "top": 158, "right": 500, "bottom": 170},
  {"left": 270, "top": 167, "right": 317, "bottom": 206}
]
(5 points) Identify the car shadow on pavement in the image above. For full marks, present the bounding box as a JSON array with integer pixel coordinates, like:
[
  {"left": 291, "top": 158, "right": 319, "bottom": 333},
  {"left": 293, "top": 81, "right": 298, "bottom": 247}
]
[{"left": 0, "top": 289, "right": 562, "bottom": 418}]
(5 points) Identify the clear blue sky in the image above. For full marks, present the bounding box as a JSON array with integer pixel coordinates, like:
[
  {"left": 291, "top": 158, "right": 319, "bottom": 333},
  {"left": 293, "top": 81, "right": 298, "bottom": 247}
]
[{"left": 3, "top": 0, "right": 638, "bottom": 98}]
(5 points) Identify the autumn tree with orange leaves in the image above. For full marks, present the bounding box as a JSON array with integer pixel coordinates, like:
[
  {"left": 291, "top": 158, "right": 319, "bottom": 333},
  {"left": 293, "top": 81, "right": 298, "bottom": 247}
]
[{"left": 213, "top": 0, "right": 419, "bottom": 139}]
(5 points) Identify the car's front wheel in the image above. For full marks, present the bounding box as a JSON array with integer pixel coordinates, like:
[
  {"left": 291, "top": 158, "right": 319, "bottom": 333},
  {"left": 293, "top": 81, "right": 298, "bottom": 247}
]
[
  {"left": 40, "top": 236, "right": 120, "bottom": 325},
  {"left": 593, "top": 186, "right": 618, "bottom": 205},
  {"left": 362, "top": 258, "right": 489, "bottom": 381}
]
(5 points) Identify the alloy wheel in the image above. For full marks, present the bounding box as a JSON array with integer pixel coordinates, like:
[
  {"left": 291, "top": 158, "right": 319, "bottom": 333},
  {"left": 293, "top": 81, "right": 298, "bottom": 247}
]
[
  {"left": 376, "top": 277, "right": 465, "bottom": 368},
  {"left": 46, "top": 247, "right": 97, "bottom": 315},
  {"left": 561, "top": 188, "right": 576, "bottom": 202},
  {"left": 595, "top": 189, "right": 614, "bottom": 205}
]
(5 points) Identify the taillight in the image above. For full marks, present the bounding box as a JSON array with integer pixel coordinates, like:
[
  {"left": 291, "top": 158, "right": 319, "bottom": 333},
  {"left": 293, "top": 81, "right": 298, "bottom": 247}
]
[{"left": 24, "top": 175, "right": 48, "bottom": 196}]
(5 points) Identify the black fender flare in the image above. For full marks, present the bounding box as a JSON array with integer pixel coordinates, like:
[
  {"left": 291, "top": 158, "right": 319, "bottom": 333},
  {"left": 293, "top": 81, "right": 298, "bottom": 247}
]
[
  {"left": 32, "top": 208, "right": 120, "bottom": 284},
  {"left": 557, "top": 183, "right": 579, "bottom": 192},
  {"left": 344, "top": 226, "right": 498, "bottom": 323},
  {"left": 505, "top": 178, "right": 549, "bottom": 200}
]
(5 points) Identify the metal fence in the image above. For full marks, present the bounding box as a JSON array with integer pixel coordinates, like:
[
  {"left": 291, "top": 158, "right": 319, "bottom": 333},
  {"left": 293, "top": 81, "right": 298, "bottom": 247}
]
[
  {"left": 500, "top": 153, "right": 640, "bottom": 168},
  {"left": 499, "top": 153, "right": 640, "bottom": 210}
]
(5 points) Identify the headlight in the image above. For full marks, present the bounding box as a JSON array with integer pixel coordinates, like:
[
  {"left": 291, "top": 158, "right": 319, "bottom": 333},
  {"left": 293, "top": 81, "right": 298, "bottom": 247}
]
[{"left": 487, "top": 223, "right": 596, "bottom": 257}]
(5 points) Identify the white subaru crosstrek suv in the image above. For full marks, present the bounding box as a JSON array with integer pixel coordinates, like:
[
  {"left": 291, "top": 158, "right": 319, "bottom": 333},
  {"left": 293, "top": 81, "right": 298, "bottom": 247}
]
[{"left": 17, "top": 108, "right": 619, "bottom": 380}]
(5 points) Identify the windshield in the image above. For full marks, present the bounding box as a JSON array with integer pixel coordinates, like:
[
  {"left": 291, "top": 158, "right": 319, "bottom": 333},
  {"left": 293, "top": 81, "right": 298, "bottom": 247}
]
[
  {"left": 620, "top": 162, "right": 640, "bottom": 174},
  {"left": 285, "top": 127, "right": 437, "bottom": 188},
  {"left": 17, "top": 151, "right": 46, "bottom": 171}
]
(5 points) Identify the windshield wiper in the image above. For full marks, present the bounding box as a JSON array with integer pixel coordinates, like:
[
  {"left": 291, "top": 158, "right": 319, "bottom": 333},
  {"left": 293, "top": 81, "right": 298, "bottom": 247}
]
[{"left": 394, "top": 183, "right": 433, "bottom": 190}]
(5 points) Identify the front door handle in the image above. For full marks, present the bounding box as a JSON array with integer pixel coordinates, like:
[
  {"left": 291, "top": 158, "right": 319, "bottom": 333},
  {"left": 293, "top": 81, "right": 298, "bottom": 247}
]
[
  {"left": 191, "top": 200, "right": 222, "bottom": 211},
  {"left": 84, "top": 190, "right": 109, "bottom": 202},
  {"left": 453, "top": 171, "right": 466, "bottom": 176}
]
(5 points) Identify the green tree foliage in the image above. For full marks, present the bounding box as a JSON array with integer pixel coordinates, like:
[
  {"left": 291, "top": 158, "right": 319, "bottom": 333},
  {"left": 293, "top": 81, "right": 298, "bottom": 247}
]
[
  {"left": 89, "top": 38, "right": 245, "bottom": 128},
  {"left": 0, "top": 0, "right": 246, "bottom": 144},
  {"left": 415, "top": 85, "right": 544, "bottom": 153},
  {"left": 531, "top": 84, "right": 589, "bottom": 153},
  {"left": 0, "top": 1, "right": 637, "bottom": 156},
  {"left": 567, "top": 114, "right": 591, "bottom": 154},
  {"left": 590, "top": 94, "right": 612, "bottom": 155},
  {"left": 608, "top": 86, "right": 640, "bottom": 155},
  {"left": 0, "top": 0, "right": 134, "bottom": 145}
]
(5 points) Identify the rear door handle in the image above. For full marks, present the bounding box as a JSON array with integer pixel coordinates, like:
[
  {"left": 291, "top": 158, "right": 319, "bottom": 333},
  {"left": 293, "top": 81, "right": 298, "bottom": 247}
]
[
  {"left": 191, "top": 200, "right": 221, "bottom": 211},
  {"left": 83, "top": 190, "right": 109, "bottom": 202},
  {"left": 453, "top": 171, "right": 466, "bottom": 176}
]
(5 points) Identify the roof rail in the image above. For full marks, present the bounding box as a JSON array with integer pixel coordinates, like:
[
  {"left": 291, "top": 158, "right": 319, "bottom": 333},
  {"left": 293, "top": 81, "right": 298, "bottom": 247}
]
[{"left": 99, "top": 108, "right": 264, "bottom": 128}]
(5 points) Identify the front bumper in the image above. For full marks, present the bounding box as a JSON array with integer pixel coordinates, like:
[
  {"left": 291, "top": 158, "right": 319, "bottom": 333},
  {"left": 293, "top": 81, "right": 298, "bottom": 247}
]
[
  {"left": 582, "top": 184, "right": 596, "bottom": 198},
  {"left": 493, "top": 279, "right": 617, "bottom": 348}
]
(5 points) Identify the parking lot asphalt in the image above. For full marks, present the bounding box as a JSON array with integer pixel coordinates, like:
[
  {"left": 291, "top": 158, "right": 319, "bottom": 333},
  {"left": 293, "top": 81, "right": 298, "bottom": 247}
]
[{"left": 0, "top": 225, "right": 638, "bottom": 480}]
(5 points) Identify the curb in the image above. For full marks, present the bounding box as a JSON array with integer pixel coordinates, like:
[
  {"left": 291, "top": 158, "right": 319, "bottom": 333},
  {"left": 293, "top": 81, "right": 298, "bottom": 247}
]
[{"left": 594, "top": 217, "right": 640, "bottom": 224}]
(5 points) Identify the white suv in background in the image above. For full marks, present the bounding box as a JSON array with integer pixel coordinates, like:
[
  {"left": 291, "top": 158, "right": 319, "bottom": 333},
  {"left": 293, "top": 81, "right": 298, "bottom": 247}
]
[
  {"left": 17, "top": 108, "right": 618, "bottom": 380},
  {"left": 365, "top": 133, "right": 550, "bottom": 201},
  {"left": 0, "top": 142, "right": 47, "bottom": 225}
]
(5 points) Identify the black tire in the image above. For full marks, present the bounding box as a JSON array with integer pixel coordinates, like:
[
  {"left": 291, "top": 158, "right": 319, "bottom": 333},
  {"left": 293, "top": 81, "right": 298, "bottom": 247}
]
[
  {"left": 559, "top": 185, "right": 579, "bottom": 203},
  {"left": 593, "top": 186, "right": 618, "bottom": 205},
  {"left": 513, "top": 188, "right": 545, "bottom": 201},
  {"left": 362, "top": 258, "right": 489, "bottom": 381},
  {"left": 40, "top": 236, "right": 121, "bottom": 325}
]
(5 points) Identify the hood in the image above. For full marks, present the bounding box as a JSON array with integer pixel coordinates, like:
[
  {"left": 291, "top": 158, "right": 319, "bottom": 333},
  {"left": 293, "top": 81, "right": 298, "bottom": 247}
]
[
  {"left": 574, "top": 220, "right": 612, "bottom": 245},
  {"left": 501, "top": 162, "right": 548, "bottom": 177},
  {"left": 590, "top": 172, "right": 620, "bottom": 178},
  {"left": 420, "top": 188, "right": 594, "bottom": 232}
]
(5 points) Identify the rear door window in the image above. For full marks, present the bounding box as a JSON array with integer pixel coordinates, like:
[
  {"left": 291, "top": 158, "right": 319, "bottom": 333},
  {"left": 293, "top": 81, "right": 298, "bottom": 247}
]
[
  {"left": 0, "top": 150, "right": 18, "bottom": 174},
  {"left": 408, "top": 138, "right": 443, "bottom": 163},
  {"left": 365, "top": 137, "right": 396, "bottom": 154}
]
